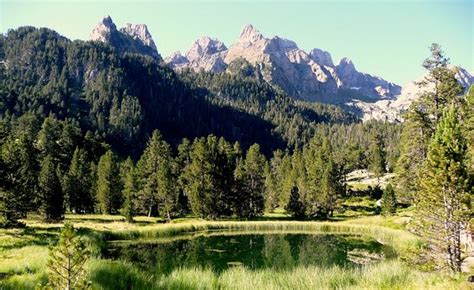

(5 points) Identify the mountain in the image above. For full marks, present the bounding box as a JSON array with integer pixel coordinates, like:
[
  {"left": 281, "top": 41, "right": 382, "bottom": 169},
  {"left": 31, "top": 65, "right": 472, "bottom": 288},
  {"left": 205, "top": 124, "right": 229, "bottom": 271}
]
[
  {"left": 90, "top": 16, "right": 162, "bottom": 61},
  {"left": 353, "top": 66, "right": 474, "bottom": 122},
  {"left": 165, "top": 37, "right": 227, "bottom": 72},
  {"left": 165, "top": 24, "right": 402, "bottom": 105},
  {"left": 0, "top": 26, "right": 358, "bottom": 157}
]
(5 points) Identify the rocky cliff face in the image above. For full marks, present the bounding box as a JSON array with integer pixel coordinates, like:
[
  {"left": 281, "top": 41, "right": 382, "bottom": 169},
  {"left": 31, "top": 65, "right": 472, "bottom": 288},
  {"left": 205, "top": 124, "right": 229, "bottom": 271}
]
[
  {"left": 90, "top": 16, "right": 161, "bottom": 61},
  {"left": 352, "top": 66, "right": 474, "bottom": 122},
  {"left": 165, "top": 24, "right": 401, "bottom": 104},
  {"left": 166, "top": 37, "right": 227, "bottom": 72}
]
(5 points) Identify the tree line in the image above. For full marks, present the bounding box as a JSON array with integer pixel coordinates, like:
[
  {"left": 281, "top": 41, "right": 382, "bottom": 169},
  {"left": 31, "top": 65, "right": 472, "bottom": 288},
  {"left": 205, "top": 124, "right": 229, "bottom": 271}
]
[{"left": 0, "top": 115, "right": 355, "bottom": 225}]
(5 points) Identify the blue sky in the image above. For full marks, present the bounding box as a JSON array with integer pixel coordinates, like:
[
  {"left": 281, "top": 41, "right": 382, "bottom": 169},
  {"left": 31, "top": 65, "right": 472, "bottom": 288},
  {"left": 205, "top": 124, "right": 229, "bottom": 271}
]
[{"left": 1, "top": 0, "right": 472, "bottom": 85}]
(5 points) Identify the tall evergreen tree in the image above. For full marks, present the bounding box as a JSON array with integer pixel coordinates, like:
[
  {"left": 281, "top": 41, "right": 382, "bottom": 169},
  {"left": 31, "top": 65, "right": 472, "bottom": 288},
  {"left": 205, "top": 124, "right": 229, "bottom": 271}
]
[
  {"left": 414, "top": 104, "right": 471, "bottom": 273},
  {"left": 136, "top": 130, "right": 175, "bottom": 217},
  {"left": 304, "top": 138, "right": 343, "bottom": 219},
  {"left": 38, "top": 155, "right": 64, "bottom": 221},
  {"left": 120, "top": 159, "right": 138, "bottom": 223},
  {"left": 175, "top": 138, "right": 192, "bottom": 215},
  {"left": 381, "top": 183, "right": 397, "bottom": 216},
  {"left": 0, "top": 134, "right": 38, "bottom": 225},
  {"left": 234, "top": 144, "right": 266, "bottom": 218},
  {"left": 156, "top": 156, "right": 176, "bottom": 221},
  {"left": 462, "top": 85, "right": 474, "bottom": 170},
  {"left": 63, "top": 147, "right": 93, "bottom": 213},
  {"left": 263, "top": 163, "right": 279, "bottom": 212},
  {"left": 396, "top": 44, "right": 464, "bottom": 203},
  {"left": 368, "top": 132, "right": 386, "bottom": 178},
  {"left": 96, "top": 150, "right": 122, "bottom": 214},
  {"left": 182, "top": 137, "right": 216, "bottom": 218},
  {"left": 285, "top": 185, "right": 305, "bottom": 220},
  {"left": 36, "top": 115, "right": 62, "bottom": 160},
  {"left": 182, "top": 136, "right": 237, "bottom": 219}
]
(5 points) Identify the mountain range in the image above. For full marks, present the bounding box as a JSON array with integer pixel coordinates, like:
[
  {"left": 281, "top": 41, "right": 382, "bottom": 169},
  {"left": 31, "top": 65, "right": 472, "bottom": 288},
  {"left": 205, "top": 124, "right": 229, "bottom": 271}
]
[
  {"left": 28, "top": 16, "right": 474, "bottom": 122},
  {"left": 164, "top": 24, "right": 402, "bottom": 103},
  {"left": 88, "top": 16, "right": 474, "bottom": 121}
]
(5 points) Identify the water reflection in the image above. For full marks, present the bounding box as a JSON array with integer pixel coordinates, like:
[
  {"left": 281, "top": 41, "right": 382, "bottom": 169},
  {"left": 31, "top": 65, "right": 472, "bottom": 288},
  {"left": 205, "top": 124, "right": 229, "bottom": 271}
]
[{"left": 105, "top": 233, "right": 396, "bottom": 274}]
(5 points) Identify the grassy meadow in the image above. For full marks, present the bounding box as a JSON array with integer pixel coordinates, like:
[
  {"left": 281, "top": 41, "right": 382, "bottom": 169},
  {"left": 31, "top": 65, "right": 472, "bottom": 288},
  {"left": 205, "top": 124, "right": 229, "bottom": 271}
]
[{"left": 0, "top": 209, "right": 472, "bottom": 289}]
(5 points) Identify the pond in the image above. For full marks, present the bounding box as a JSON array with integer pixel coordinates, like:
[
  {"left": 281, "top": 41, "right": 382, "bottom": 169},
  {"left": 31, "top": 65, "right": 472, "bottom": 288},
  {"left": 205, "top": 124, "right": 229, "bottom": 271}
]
[{"left": 105, "top": 232, "right": 397, "bottom": 274}]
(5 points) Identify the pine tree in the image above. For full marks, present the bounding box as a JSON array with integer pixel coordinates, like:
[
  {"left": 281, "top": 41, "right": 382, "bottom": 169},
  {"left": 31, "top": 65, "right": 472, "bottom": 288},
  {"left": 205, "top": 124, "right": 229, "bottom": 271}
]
[
  {"left": 175, "top": 138, "right": 192, "bottom": 215},
  {"left": 234, "top": 144, "right": 266, "bottom": 218},
  {"left": 182, "top": 137, "right": 214, "bottom": 218},
  {"left": 63, "top": 148, "right": 93, "bottom": 213},
  {"left": 182, "top": 136, "right": 237, "bottom": 219},
  {"left": 381, "top": 183, "right": 397, "bottom": 216},
  {"left": 414, "top": 104, "right": 471, "bottom": 273},
  {"left": 0, "top": 134, "right": 38, "bottom": 226},
  {"left": 418, "top": 43, "right": 464, "bottom": 124},
  {"left": 285, "top": 186, "right": 305, "bottom": 220},
  {"left": 36, "top": 115, "right": 62, "bottom": 159},
  {"left": 47, "top": 223, "right": 90, "bottom": 289},
  {"left": 368, "top": 132, "right": 386, "bottom": 178},
  {"left": 96, "top": 150, "right": 121, "bottom": 214},
  {"left": 264, "top": 163, "right": 279, "bottom": 212},
  {"left": 39, "top": 155, "right": 64, "bottom": 221},
  {"left": 136, "top": 130, "right": 175, "bottom": 217},
  {"left": 396, "top": 44, "right": 464, "bottom": 203},
  {"left": 156, "top": 157, "right": 176, "bottom": 221},
  {"left": 304, "top": 138, "right": 343, "bottom": 219},
  {"left": 463, "top": 85, "right": 474, "bottom": 170},
  {"left": 120, "top": 161, "right": 138, "bottom": 223}
]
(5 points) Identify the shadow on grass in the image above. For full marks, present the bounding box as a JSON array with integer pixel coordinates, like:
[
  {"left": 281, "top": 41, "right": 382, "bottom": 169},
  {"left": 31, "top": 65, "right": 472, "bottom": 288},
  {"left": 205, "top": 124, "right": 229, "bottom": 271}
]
[
  {"left": 1, "top": 227, "right": 59, "bottom": 251},
  {"left": 89, "top": 260, "right": 156, "bottom": 290}
]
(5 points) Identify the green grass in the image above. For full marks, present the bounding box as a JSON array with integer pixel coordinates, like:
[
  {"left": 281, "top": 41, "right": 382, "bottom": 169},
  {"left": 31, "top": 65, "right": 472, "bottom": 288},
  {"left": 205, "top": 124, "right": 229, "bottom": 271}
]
[
  {"left": 85, "top": 259, "right": 469, "bottom": 290},
  {"left": 0, "top": 213, "right": 471, "bottom": 289}
]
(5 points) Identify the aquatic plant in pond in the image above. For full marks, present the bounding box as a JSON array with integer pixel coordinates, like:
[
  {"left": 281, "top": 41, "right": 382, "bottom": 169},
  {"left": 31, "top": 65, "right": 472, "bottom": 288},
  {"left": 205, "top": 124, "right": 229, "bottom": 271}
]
[{"left": 105, "top": 233, "right": 396, "bottom": 275}]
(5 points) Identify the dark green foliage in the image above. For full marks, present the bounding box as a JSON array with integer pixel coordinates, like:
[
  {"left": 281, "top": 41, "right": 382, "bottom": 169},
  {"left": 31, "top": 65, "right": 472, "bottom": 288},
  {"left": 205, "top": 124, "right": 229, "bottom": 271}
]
[
  {"left": 63, "top": 147, "right": 94, "bottom": 213},
  {"left": 181, "top": 136, "right": 239, "bottom": 219},
  {"left": 136, "top": 130, "right": 176, "bottom": 218},
  {"left": 38, "top": 155, "right": 64, "bottom": 221},
  {"left": 463, "top": 85, "right": 474, "bottom": 171},
  {"left": 368, "top": 132, "right": 386, "bottom": 177},
  {"left": 96, "top": 151, "right": 122, "bottom": 214},
  {"left": 0, "top": 26, "right": 359, "bottom": 158},
  {"left": 0, "top": 25, "right": 425, "bottom": 225},
  {"left": 47, "top": 223, "right": 90, "bottom": 289},
  {"left": 304, "top": 138, "right": 345, "bottom": 219},
  {"left": 381, "top": 184, "right": 397, "bottom": 216},
  {"left": 0, "top": 133, "right": 37, "bottom": 226},
  {"left": 414, "top": 104, "right": 471, "bottom": 273},
  {"left": 120, "top": 159, "right": 138, "bottom": 223},
  {"left": 180, "top": 68, "right": 357, "bottom": 152},
  {"left": 234, "top": 144, "right": 267, "bottom": 218},
  {"left": 396, "top": 44, "right": 465, "bottom": 203},
  {"left": 285, "top": 186, "right": 305, "bottom": 219},
  {"left": 263, "top": 163, "right": 279, "bottom": 212}
]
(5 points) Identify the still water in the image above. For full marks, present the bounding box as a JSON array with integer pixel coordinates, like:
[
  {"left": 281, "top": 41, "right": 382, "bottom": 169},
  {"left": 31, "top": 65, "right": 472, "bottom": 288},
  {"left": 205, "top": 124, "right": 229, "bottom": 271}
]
[{"left": 105, "top": 233, "right": 396, "bottom": 274}]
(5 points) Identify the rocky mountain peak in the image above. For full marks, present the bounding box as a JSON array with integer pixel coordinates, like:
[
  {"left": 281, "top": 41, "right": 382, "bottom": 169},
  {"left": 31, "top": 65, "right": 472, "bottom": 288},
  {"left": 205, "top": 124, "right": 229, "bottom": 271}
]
[
  {"left": 120, "top": 23, "right": 157, "bottom": 51},
  {"left": 90, "top": 16, "right": 161, "bottom": 60},
  {"left": 274, "top": 37, "right": 298, "bottom": 51},
  {"left": 166, "top": 51, "right": 188, "bottom": 64},
  {"left": 239, "top": 24, "right": 263, "bottom": 42},
  {"left": 309, "top": 48, "right": 334, "bottom": 67},
  {"left": 338, "top": 57, "right": 355, "bottom": 70},
  {"left": 90, "top": 15, "right": 117, "bottom": 42},
  {"left": 187, "top": 36, "right": 227, "bottom": 59},
  {"left": 102, "top": 15, "right": 116, "bottom": 28}
]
